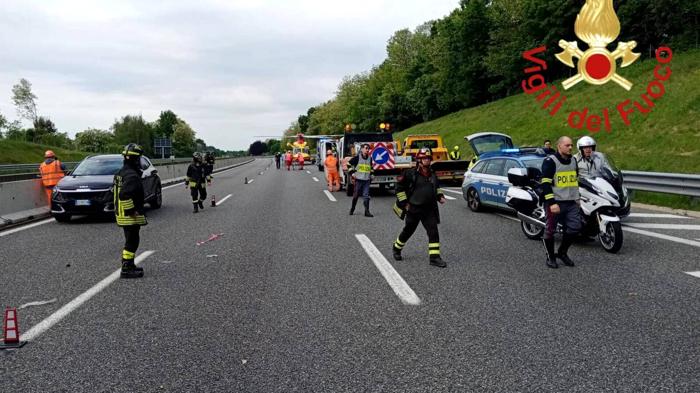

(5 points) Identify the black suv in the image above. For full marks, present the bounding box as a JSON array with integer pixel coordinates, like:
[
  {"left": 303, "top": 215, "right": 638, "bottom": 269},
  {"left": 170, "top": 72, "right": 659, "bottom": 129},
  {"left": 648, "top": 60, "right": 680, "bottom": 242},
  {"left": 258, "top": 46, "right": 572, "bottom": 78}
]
[{"left": 51, "top": 154, "right": 162, "bottom": 222}]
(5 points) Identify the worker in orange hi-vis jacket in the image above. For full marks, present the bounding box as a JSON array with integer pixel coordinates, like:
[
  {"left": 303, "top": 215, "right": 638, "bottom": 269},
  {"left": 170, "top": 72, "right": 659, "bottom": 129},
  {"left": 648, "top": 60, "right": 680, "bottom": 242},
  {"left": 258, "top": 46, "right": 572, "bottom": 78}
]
[
  {"left": 39, "top": 150, "right": 66, "bottom": 206},
  {"left": 284, "top": 151, "right": 293, "bottom": 171},
  {"left": 324, "top": 150, "right": 340, "bottom": 192},
  {"left": 297, "top": 152, "right": 305, "bottom": 170}
]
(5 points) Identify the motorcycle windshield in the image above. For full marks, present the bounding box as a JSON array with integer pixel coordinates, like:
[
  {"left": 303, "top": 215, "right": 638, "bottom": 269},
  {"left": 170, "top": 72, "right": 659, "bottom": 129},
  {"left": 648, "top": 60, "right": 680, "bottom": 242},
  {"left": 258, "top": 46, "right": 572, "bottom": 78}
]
[{"left": 598, "top": 153, "right": 623, "bottom": 188}]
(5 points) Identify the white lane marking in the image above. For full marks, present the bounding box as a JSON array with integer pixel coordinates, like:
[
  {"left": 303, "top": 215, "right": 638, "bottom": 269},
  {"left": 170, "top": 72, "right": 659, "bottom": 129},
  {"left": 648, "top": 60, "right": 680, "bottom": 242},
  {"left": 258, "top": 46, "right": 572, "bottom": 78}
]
[
  {"left": 355, "top": 234, "right": 421, "bottom": 306},
  {"left": 443, "top": 195, "right": 456, "bottom": 200},
  {"left": 624, "top": 227, "right": 700, "bottom": 248},
  {"left": 628, "top": 213, "right": 692, "bottom": 219},
  {"left": 323, "top": 190, "right": 337, "bottom": 202},
  {"left": 216, "top": 194, "right": 232, "bottom": 206},
  {"left": 306, "top": 170, "right": 311, "bottom": 174},
  {"left": 496, "top": 213, "right": 519, "bottom": 222},
  {"left": 247, "top": 178, "right": 255, "bottom": 184},
  {"left": 19, "top": 298, "right": 58, "bottom": 309},
  {"left": 21, "top": 250, "right": 155, "bottom": 342},
  {"left": 0, "top": 218, "right": 54, "bottom": 237},
  {"left": 312, "top": 177, "right": 319, "bottom": 182},
  {"left": 162, "top": 182, "right": 184, "bottom": 190},
  {"left": 685, "top": 271, "right": 700, "bottom": 279},
  {"left": 623, "top": 223, "right": 700, "bottom": 231},
  {"left": 441, "top": 188, "right": 462, "bottom": 195}
]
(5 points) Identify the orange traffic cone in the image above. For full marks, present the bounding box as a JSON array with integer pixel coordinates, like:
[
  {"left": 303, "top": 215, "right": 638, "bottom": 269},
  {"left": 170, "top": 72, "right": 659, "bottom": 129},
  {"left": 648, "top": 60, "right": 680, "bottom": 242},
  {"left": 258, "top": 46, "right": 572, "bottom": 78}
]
[
  {"left": 1, "top": 307, "right": 26, "bottom": 349},
  {"left": 211, "top": 194, "right": 216, "bottom": 207}
]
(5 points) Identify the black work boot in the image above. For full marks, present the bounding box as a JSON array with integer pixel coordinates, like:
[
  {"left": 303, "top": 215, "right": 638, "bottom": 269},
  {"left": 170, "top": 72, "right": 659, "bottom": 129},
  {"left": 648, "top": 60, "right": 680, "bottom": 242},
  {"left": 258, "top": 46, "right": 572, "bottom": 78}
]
[
  {"left": 392, "top": 246, "right": 403, "bottom": 261},
  {"left": 363, "top": 200, "right": 373, "bottom": 217},
  {"left": 429, "top": 255, "right": 446, "bottom": 268},
  {"left": 349, "top": 198, "right": 358, "bottom": 215},
  {"left": 544, "top": 238, "right": 558, "bottom": 269},
  {"left": 557, "top": 234, "right": 575, "bottom": 267},
  {"left": 198, "top": 200, "right": 205, "bottom": 210},
  {"left": 193, "top": 204, "right": 199, "bottom": 213},
  {"left": 120, "top": 259, "right": 144, "bottom": 278}
]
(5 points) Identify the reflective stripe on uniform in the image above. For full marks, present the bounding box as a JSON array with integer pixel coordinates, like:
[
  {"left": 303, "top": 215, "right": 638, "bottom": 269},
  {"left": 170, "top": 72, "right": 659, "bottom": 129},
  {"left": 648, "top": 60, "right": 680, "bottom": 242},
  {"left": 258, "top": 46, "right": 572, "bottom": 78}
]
[
  {"left": 357, "top": 164, "right": 371, "bottom": 173},
  {"left": 396, "top": 191, "right": 407, "bottom": 201},
  {"left": 545, "top": 193, "right": 555, "bottom": 200},
  {"left": 541, "top": 178, "right": 552, "bottom": 184},
  {"left": 554, "top": 170, "right": 578, "bottom": 188},
  {"left": 428, "top": 242, "right": 440, "bottom": 255},
  {"left": 122, "top": 250, "right": 136, "bottom": 260},
  {"left": 394, "top": 238, "right": 405, "bottom": 249}
]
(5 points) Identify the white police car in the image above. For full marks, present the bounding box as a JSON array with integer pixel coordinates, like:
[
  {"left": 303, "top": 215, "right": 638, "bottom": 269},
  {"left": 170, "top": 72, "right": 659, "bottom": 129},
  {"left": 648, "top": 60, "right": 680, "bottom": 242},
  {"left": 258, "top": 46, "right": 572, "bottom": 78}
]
[{"left": 461, "top": 133, "right": 547, "bottom": 212}]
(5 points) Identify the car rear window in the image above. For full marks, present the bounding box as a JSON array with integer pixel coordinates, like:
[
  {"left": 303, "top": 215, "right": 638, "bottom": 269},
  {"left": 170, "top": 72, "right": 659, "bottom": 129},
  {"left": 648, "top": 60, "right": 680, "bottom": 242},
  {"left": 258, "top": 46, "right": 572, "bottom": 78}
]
[{"left": 72, "top": 157, "right": 123, "bottom": 176}]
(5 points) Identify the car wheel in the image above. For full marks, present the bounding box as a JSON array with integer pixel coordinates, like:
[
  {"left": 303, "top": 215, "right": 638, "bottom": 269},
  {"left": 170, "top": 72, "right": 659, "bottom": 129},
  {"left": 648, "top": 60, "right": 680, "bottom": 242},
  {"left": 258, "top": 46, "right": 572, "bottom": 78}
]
[
  {"left": 467, "top": 188, "right": 482, "bottom": 212},
  {"left": 150, "top": 183, "right": 162, "bottom": 209},
  {"left": 53, "top": 214, "right": 71, "bottom": 223}
]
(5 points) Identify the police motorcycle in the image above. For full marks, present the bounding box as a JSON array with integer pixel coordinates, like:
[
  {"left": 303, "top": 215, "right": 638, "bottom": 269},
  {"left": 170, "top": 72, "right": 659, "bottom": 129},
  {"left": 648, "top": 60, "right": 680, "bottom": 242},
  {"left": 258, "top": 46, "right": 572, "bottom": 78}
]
[{"left": 505, "top": 154, "right": 630, "bottom": 253}]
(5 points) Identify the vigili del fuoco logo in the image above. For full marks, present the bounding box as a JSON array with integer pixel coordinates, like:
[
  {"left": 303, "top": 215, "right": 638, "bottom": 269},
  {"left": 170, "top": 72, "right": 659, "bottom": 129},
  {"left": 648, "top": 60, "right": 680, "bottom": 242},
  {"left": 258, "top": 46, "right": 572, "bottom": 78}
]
[{"left": 521, "top": 0, "right": 673, "bottom": 134}]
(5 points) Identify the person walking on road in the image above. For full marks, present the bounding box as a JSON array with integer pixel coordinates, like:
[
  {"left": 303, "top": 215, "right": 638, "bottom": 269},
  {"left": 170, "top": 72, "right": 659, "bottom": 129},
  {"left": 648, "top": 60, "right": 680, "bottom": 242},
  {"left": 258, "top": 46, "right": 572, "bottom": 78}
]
[
  {"left": 540, "top": 136, "right": 582, "bottom": 269},
  {"left": 113, "top": 143, "right": 147, "bottom": 279},
  {"left": 186, "top": 152, "right": 208, "bottom": 213},
  {"left": 39, "top": 150, "right": 66, "bottom": 205},
  {"left": 391, "top": 147, "right": 447, "bottom": 268},
  {"left": 297, "top": 152, "right": 305, "bottom": 170},
  {"left": 449, "top": 145, "right": 461, "bottom": 160},
  {"left": 285, "top": 151, "right": 292, "bottom": 171},
  {"left": 324, "top": 149, "right": 341, "bottom": 192},
  {"left": 274, "top": 152, "right": 281, "bottom": 169},
  {"left": 348, "top": 143, "right": 374, "bottom": 217}
]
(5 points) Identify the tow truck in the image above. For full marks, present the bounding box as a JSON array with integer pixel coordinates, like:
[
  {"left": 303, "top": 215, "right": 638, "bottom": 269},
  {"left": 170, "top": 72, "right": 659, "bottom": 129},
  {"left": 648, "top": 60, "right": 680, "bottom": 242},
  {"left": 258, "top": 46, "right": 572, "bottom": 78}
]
[{"left": 401, "top": 134, "right": 470, "bottom": 183}]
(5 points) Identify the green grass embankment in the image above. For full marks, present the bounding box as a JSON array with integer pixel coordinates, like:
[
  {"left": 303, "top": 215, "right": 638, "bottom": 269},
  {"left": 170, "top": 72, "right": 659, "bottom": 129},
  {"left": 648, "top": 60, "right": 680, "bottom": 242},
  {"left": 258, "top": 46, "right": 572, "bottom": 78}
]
[
  {"left": 0, "top": 139, "right": 91, "bottom": 164},
  {"left": 397, "top": 50, "right": 700, "bottom": 210}
]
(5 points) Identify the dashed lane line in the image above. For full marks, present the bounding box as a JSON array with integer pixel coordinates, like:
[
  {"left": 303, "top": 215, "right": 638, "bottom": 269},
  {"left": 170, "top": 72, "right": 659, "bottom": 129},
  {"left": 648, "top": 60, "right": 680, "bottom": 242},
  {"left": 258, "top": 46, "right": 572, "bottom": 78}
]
[
  {"left": 306, "top": 170, "right": 311, "bottom": 174},
  {"left": 627, "top": 213, "right": 692, "bottom": 219},
  {"left": 685, "top": 271, "right": 700, "bottom": 279},
  {"left": 443, "top": 195, "right": 456, "bottom": 201},
  {"left": 215, "top": 194, "right": 232, "bottom": 206},
  {"left": 441, "top": 188, "right": 462, "bottom": 195},
  {"left": 247, "top": 178, "right": 255, "bottom": 184},
  {"left": 323, "top": 190, "right": 337, "bottom": 202},
  {"left": 623, "top": 227, "right": 700, "bottom": 249},
  {"left": 312, "top": 177, "right": 320, "bottom": 182},
  {"left": 21, "top": 250, "right": 156, "bottom": 342},
  {"left": 623, "top": 223, "right": 700, "bottom": 231},
  {"left": 355, "top": 234, "right": 421, "bottom": 306},
  {"left": 0, "top": 218, "right": 54, "bottom": 237}
]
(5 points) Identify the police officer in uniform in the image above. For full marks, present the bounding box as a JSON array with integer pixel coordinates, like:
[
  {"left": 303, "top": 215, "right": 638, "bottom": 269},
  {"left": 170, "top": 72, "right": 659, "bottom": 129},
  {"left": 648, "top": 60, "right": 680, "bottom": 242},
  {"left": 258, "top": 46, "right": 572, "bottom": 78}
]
[
  {"left": 114, "top": 143, "right": 147, "bottom": 278},
  {"left": 186, "top": 152, "right": 208, "bottom": 213},
  {"left": 574, "top": 136, "right": 604, "bottom": 178},
  {"left": 348, "top": 143, "right": 374, "bottom": 217},
  {"left": 449, "top": 145, "right": 461, "bottom": 160},
  {"left": 540, "top": 136, "right": 582, "bottom": 268},
  {"left": 392, "top": 147, "right": 447, "bottom": 268}
]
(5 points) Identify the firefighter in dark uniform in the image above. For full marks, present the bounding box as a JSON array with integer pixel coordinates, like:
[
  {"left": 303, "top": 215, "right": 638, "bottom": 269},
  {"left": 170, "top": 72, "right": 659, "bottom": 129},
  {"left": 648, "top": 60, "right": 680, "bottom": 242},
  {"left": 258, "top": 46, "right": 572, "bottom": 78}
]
[
  {"left": 114, "top": 143, "right": 147, "bottom": 278},
  {"left": 186, "top": 152, "right": 208, "bottom": 213},
  {"left": 392, "top": 147, "right": 447, "bottom": 268},
  {"left": 540, "top": 136, "right": 582, "bottom": 268},
  {"left": 203, "top": 152, "right": 215, "bottom": 183}
]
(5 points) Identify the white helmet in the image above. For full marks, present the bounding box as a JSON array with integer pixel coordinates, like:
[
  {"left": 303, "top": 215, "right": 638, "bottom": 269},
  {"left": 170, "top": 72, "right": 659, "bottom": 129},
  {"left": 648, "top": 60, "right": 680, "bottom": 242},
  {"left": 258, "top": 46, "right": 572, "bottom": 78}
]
[{"left": 577, "top": 136, "right": 596, "bottom": 151}]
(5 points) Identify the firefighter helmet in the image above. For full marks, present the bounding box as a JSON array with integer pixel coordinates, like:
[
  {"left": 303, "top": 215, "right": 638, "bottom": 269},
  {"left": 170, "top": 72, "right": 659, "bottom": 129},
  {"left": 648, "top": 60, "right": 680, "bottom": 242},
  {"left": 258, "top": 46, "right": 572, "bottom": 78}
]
[
  {"left": 121, "top": 143, "right": 143, "bottom": 157},
  {"left": 416, "top": 147, "right": 432, "bottom": 160},
  {"left": 193, "top": 152, "right": 202, "bottom": 162}
]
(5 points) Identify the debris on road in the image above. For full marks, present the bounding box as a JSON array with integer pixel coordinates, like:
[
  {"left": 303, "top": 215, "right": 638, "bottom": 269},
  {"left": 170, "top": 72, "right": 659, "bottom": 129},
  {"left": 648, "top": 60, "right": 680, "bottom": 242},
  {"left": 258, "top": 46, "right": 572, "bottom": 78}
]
[{"left": 196, "top": 233, "right": 224, "bottom": 246}]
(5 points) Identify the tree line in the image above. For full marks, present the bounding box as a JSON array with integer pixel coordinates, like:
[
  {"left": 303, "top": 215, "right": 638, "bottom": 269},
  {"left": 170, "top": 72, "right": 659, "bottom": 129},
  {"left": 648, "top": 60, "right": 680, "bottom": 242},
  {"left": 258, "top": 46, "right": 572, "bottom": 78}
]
[
  {"left": 0, "top": 78, "right": 236, "bottom": 158},
  {"left": 290, "top": 0, "right": 699, "bottom": 135}
]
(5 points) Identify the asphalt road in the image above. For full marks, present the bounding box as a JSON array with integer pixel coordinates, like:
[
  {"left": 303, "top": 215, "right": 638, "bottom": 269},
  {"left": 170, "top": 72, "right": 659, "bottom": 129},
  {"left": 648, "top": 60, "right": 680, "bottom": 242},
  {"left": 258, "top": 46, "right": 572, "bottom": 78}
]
[{"left": 1, "top": 158, "right": 698, "bottom": 392}]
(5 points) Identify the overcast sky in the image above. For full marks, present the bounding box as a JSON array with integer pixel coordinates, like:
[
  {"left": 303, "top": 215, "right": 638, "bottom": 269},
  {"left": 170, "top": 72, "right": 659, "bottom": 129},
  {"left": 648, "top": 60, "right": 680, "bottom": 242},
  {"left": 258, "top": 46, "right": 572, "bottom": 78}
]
[{"left": 0, "top": 0, "right": 459, "bottom": 150}]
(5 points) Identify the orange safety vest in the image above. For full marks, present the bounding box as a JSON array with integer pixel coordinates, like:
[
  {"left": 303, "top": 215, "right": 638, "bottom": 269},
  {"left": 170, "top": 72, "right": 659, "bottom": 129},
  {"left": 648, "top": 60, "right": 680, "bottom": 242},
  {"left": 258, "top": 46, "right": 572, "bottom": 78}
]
[
  {"left": 324, "top": 156, "right": 338, "bottom": 173},
  {"left": 39, "top": 160, "right": 65, "bottom": 187}
]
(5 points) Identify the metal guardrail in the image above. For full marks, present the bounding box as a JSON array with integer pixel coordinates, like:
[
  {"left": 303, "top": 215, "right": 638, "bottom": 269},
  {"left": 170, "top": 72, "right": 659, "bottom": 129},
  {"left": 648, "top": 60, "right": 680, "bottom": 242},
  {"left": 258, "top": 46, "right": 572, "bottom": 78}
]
[
  {"left": 0, "top": 156, "right": 241, "bottom": 183},
  {"left": 622, "top": 170, "right": 700, "bottom": 197}
]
